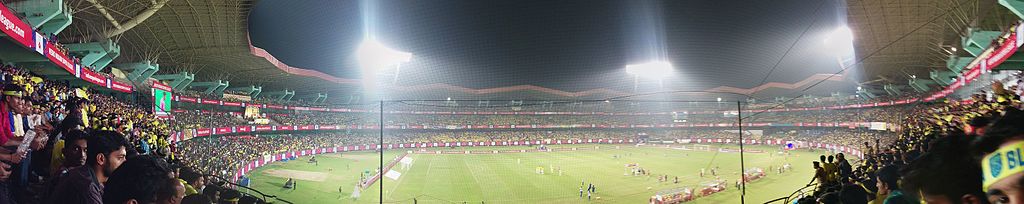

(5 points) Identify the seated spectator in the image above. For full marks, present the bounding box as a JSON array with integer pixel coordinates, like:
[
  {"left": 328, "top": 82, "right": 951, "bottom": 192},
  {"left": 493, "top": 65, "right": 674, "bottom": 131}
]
[
  {"left": 902, "top": 134, "right": 985, "bottom": 204},
  {"left": 180, "top": 169, "right": 205, "bottom": 196},
  {"left": 102, "top": 155, "right": 182, "bottom": 204},
  {"left": 181, "top": 194, "right": 213, "bottom": 204},
  {"left": 876, "top": 165, "right": 917, "bottom": 204},
  {"left": 51, "top": 129, "right": 88, "bottom": 177},
  {"left": 48, "top": 130, "right": 130, "bottom": 204},
  {"left": 974, "top": 107, "right": 1024, "bottom": 204}
]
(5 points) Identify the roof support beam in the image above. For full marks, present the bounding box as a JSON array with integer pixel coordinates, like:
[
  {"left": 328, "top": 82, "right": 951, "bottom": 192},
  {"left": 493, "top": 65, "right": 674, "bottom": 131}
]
[
  {"left": 263, "top": 90, "right": 295, "bottom": 101},
  {"left": 999, "top": 0, "right": 1024, "bottom": 20},
  {"left": 856, "top": 88, "right": 878, "bottom": 99},
  {"left": 883, "top": 84, "right": 904, "bottom": 96},
  {"left": 84, "top": 0, "right": 122, "bottom": 30},
  {"left": 226, "top": 86, "right": 262, "bottom": 98},
  {"left": 946, "top": 56, "right": 973, "bottom": 73},
  {"left": 100, "top": 0, "right": 172, "bottom": 38},
  {"left": 930, "top": 70, "right": 957, "bottom": 86},
  {"left": 111, "top": 61, "right": 159, "bottom": 84},
  {"left": 189, "top": 80, "right": 229, "bottom": 96},
  {"left": 315, "top": 93, "right": 327, "bottom": 104},
  {"left": 8, "top": 0, "right": 72, "bottom": 36},
  {"left": 153, "top": 72, "right": 194, "bottom": 91},
  {"left": 909, "top": 78, "right": 935, "bottom": 93},
  {"left": 65, "top": 39, "right": 120, "bottom": 72},
  {"left": 962, "top": 28, "right": 1001, "bottom": 57}
]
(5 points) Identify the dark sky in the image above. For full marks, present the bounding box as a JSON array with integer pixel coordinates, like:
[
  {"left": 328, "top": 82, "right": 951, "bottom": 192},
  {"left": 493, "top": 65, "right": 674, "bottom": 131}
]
[{"left": 248, "top": 0, "right": 854, "bottom": 94}]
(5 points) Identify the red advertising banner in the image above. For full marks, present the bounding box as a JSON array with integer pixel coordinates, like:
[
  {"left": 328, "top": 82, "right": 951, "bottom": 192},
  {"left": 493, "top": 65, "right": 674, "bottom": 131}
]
[
  {"left": 0, "top": 3, "right": 33, "bottom": 47},
  {"left": 153, "top": 82, "right": 172, "bottom": 92},
  {"left": 110, "top": 81, "right": 133, "bottom": 93},
  {"left": 215, "top": 127, "right": 232, "bottom": 134},
  {"left": 177, "top": 96, "right": 197, "bottom": 103},
  {"left": 195, "top": 128, "right": 212, "bottom": 137},
  {"left": 255, "top": 126, "right": 272, "bottom": 131},
  {"left": 45, "top": 43, "right": 75, "bottom": 74},
  {"left": 926, "top": 22, "right": 1023, "bottom": 101},
  {"left": 80, "top": 68, "right": 107, "bottom": 86}
]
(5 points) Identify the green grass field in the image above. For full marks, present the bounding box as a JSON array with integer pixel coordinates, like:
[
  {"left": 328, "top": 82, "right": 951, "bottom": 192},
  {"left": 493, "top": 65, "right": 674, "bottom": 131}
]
[{"left": 245, "top": 144, "right": 824, "bottom": 203}]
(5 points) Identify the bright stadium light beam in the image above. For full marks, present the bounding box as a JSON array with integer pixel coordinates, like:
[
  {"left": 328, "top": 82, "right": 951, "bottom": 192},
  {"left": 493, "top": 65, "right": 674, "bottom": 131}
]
[
  {"left": 823, "top": 26, "right": 857, "bottom": 81},
  {"left": 625, "top": 61, "right": 673, "bottom": 92},
  {"left": 356, "top": 39, "right": 412, "bottom": 70},
  {"left": 625, "top": 61, "right": 673, "bottom": 79},
  {"left": 356, "top": 38, "right": 413, "bottom": 90},
  {"left": 824, "top": 26, "right": 853, "bottom": 46}
]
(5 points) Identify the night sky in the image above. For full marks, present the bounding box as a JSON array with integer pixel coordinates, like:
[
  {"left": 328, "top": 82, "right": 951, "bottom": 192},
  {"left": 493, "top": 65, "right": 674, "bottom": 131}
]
[{"left": 248, "top": 0, "right": 854, "bottom": 95}]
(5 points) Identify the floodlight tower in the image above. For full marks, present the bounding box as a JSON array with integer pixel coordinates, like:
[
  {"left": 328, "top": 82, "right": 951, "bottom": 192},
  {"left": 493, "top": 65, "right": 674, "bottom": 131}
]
[{"left": 625, "top": 61, "right": 674, "bottom": 93}]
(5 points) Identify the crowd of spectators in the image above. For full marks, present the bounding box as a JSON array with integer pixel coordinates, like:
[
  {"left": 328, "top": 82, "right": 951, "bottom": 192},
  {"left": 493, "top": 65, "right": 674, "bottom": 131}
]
[
  {"left": 165, "top": 108, "right": 907, "bottom": 130},
  {"left": 0, "top": 65, "right": 224, "bottom": 203},
  {"left": 269, "top": 112, "right": 372, "bottom": 126},
  {"left": 171, "top": 110, "right": 250, "bottom": 130},
  {"left": 176, "top": 133, "right": 375, "bottom": 177},
  {"left": 5, "top": 55, "right": 1020, "bottom": 204},
  {"left": 791, "top": 72, "right": 1024, "bottom": 204}
]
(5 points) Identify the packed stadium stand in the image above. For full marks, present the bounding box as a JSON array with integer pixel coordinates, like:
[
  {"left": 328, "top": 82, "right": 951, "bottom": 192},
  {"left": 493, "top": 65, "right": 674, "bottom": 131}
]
[{"left": 0, "top": 0, "right": 1022, "bottom": 203}]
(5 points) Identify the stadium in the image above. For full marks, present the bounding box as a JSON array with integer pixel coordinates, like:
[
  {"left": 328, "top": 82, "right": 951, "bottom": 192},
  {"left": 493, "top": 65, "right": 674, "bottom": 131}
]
[{"left": 0, "top": 0, "right": 1020, "bottom": 203}]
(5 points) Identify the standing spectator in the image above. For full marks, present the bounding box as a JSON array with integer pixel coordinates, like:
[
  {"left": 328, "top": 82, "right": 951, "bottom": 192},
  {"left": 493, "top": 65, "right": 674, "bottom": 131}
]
[{"left": 836, "top": 153, "right": 852, "bottom": 181}]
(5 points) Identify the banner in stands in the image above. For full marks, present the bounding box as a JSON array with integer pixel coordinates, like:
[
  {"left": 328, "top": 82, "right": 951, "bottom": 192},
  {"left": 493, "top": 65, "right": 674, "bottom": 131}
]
[
  {"left": 0, "top": 3, "right": 33, "bottom": 47},
  {"left": 109, "top": 80, "right": 133, "bottom": 92},
  {"left": 925, "top": 22, "right": 1024, "bottom": 101},
  {"left": 0, "top": 2, "right": 135, "bottom": 93},
  {"left": 223, "top": 93, "right": 251, "bottom": 102},
  {"left": 80, "top": 68, "right": 107, "bottom": 86},
  {"left": 172, "top": 95, "right": 921, "bottom": 117},
  {"left": 170, "top": 121, "right": 892, "bottom": 142}
]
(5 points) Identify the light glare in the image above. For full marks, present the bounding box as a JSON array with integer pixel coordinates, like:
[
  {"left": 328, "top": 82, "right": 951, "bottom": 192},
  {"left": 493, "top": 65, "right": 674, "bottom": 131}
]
[
  {"left": 625, "top": 61, "right": 674, "bottom": 79},
  {"left": 356, "top": 39, "right": 412, "bottom": 71},
  {"left": 824, "top": 26, "right": 854, "bottom": 45}
]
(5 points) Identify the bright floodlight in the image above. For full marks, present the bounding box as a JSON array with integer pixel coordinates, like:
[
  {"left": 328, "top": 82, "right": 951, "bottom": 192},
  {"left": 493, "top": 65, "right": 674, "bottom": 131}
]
[
  {"left": 356, "top": 39, "right": 412, "bottom": 70},
  {"left": 625, "top": 61, "right": 674, "bottom": 79},
  {"left": 824, "top": 26, "right": 854, "bottom": 45}
]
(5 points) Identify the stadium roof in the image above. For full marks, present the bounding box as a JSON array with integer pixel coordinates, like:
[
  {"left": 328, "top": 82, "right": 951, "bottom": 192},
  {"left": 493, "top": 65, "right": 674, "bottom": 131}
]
[{"left": 55, "top": 0, "right": 1012, "bottom": 102}]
